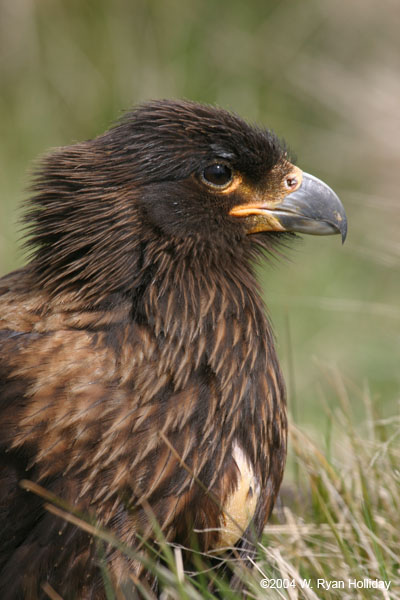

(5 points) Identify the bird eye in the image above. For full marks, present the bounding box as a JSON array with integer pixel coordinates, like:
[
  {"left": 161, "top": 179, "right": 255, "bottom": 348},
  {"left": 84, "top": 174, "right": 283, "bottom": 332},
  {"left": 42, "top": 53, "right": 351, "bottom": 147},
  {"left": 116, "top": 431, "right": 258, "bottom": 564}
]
[{"left": 201, "top": 163, "right": 233, "bottom": 189}]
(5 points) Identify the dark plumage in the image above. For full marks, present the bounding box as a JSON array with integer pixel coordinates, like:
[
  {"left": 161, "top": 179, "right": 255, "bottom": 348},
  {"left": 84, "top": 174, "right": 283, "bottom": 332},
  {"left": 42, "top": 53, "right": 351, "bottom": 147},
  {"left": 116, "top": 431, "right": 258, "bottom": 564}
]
[{"left": 0, "top": 100, "right": 346, "bottom": 599}]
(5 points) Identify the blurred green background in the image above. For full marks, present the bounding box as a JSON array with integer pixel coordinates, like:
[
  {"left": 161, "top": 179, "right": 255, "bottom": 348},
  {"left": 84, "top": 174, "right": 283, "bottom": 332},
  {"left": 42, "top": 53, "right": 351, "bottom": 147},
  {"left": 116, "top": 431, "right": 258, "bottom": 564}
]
[{"left": 1, "top": 0, "right": 399, "bottom": 432}]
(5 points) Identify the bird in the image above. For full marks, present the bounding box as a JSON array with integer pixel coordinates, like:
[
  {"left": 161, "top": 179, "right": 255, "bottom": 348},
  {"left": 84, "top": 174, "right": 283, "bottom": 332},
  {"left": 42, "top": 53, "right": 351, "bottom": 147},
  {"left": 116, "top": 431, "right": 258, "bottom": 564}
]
[{"left": 0, "top": 99, "right": 347, "bottom": 599}]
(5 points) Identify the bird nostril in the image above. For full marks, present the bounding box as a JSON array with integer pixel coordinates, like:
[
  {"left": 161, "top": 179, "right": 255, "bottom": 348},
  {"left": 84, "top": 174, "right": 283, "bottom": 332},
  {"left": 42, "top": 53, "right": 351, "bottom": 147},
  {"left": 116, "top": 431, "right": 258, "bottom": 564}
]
[
  {"left": 284, "top": 167, "right": 303, "bottom": 192},
  {"left": 285, "top": 176, "right": 298, "bottom": 191}
]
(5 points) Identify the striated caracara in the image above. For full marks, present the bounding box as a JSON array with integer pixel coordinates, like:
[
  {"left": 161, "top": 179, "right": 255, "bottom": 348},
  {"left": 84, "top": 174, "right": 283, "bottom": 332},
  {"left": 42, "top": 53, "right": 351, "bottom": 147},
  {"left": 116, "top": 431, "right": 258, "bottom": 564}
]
[{"left": 0, "top": 100, "right": 347, "bottom": 598}]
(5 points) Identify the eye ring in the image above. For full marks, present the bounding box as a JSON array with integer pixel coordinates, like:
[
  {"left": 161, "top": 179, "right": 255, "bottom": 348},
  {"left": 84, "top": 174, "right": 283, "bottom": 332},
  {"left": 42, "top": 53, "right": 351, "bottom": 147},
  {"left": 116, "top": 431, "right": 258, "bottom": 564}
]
[{"left": 200, "top": 162, "right": 234, "bottom": 190}]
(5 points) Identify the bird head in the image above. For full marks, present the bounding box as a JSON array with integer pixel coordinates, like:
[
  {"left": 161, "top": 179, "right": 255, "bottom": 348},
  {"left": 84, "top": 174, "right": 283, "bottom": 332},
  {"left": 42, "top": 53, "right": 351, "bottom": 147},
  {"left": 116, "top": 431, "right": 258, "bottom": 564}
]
[
  {"left": 96, "top": 99, "right": 347, "bottom": 244},
  {"left": 27, "top": 100, "right": 347, "bottom": 303}
]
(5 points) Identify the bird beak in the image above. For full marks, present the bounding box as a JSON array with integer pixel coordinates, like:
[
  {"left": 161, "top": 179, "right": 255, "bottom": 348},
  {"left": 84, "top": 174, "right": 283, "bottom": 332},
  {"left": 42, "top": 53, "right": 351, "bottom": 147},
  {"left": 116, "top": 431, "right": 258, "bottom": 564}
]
[{"left": 230, "top": 171, "right": 347, "bottom": 243}]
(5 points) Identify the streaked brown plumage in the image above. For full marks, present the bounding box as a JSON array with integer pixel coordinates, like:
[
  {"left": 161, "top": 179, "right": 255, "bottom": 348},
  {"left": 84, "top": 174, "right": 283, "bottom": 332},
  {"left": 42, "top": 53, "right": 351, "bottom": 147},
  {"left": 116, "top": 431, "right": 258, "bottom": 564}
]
[{"left": 0, "top": 100, "right": 346, "bottom": 599}]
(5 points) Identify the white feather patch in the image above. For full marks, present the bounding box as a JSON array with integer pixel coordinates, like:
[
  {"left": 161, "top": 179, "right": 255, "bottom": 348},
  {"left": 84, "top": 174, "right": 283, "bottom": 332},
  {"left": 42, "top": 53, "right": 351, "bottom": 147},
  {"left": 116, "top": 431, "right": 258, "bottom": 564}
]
[{"left": 215, "top": 441, "right": 260, "bottom": 550}]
